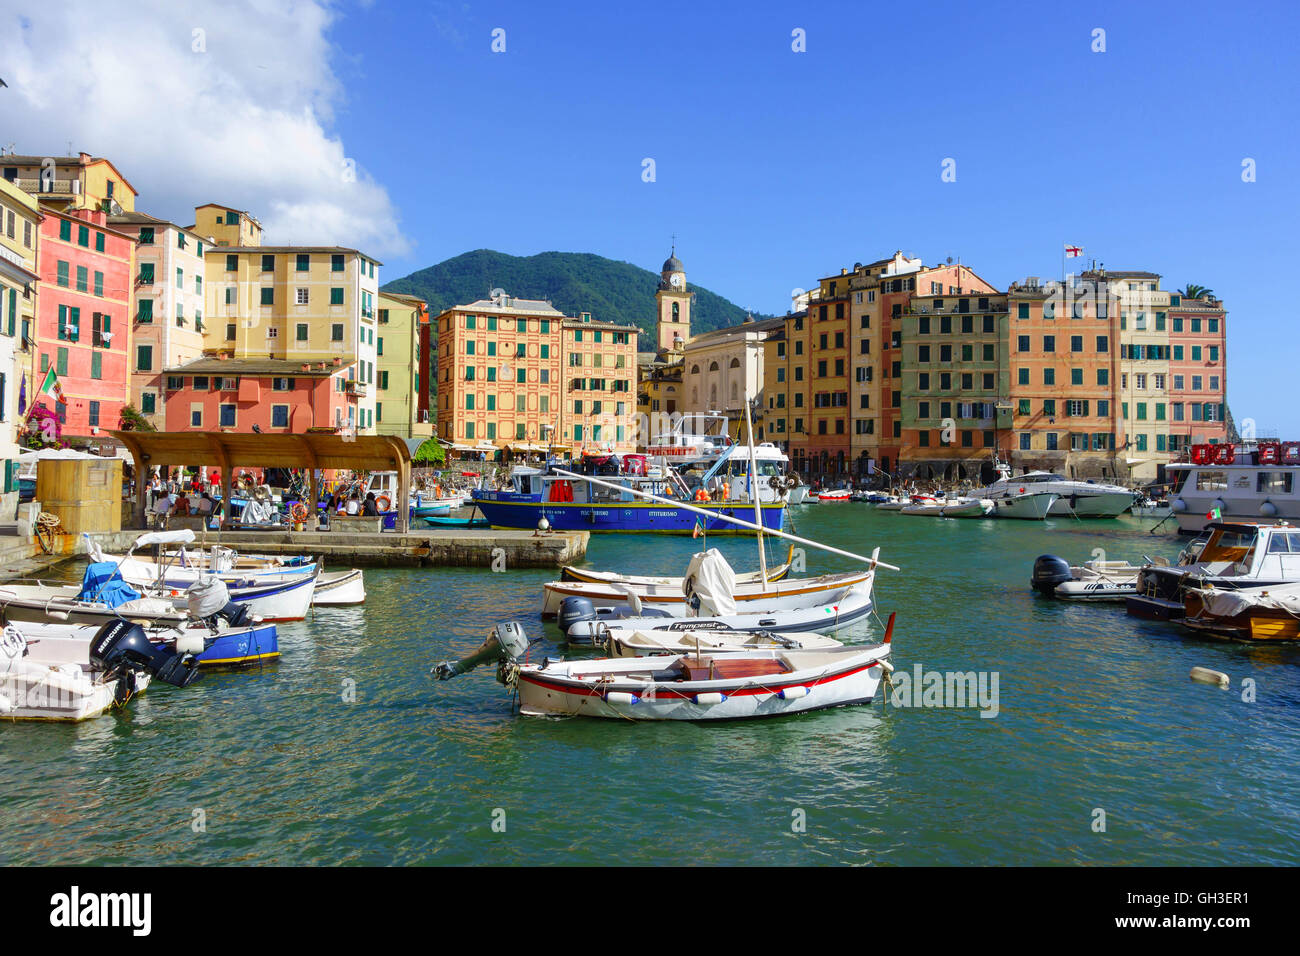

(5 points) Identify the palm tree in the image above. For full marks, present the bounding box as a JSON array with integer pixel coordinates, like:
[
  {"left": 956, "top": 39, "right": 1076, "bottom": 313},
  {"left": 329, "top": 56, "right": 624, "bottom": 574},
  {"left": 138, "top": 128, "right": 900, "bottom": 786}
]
[{"left": 1179, "top": 284, "right": 1214, "bottom": 300}]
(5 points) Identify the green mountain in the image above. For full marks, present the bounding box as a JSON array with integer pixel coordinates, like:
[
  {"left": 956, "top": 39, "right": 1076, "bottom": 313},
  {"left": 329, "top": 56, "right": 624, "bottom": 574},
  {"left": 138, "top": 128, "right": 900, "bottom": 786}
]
[{"left": 382, "top": 249, "right": 769, "bottom": 347}]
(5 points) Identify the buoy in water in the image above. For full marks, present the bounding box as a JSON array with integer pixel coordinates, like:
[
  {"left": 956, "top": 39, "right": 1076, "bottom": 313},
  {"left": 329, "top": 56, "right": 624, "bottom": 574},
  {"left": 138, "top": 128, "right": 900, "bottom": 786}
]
[{"left": 1190, "top": 666, "right": 1229, "bottom": 688}]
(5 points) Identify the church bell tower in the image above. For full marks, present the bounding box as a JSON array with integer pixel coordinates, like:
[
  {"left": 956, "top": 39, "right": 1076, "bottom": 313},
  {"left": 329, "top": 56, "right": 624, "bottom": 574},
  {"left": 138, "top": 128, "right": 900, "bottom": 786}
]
[{"left": 655, "top": 246, "right": 691, "bottom": 353}]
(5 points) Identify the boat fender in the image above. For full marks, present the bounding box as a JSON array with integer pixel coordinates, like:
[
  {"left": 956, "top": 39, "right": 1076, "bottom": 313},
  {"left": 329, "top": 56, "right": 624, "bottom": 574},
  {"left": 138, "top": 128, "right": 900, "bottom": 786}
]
[
  {"left": 1189, "top": 666, "right": 1229, "bottom": 688},
  {"left": 175, "top": 633, "right": 206, "bottom": 655},
  {"left": 1031, "top": 555, "right": 1072, "bottom": 595},
  {"left": 0, "top": 692, "right": 12, "bottom": 714},
  {"left": 693, "top": 692, "right": 727, "bottom": 705},
  {"left": 1260, "top": 499, "right": 1278, "bottom": 517},
  {"left": 1172, "top": 497, "right": 1187, "bottom": 513},
  {"left": 778, "top": 686, "right": 809, "bottom": 700},
  {"left": 604, "top": 691, "right": 640, "bottom": 706}
]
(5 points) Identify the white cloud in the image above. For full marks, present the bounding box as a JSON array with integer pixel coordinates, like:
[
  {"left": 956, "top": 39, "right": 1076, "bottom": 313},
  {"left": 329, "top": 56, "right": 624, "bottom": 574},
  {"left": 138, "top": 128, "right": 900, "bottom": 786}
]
[{"left": 0, "top": 0, "right": 409, "bottom": 257}]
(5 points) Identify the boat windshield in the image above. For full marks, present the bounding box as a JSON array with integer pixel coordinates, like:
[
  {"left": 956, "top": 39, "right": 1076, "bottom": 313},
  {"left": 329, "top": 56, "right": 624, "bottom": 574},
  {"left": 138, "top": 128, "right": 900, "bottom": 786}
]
[{"left": 1199, "top": 528, "right": 1258, "bottom": 563}]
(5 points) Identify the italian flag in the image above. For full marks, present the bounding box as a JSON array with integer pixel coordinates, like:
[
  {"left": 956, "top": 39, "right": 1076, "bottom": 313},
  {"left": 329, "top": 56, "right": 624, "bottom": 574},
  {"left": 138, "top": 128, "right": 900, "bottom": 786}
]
[
  {"left": 38, "top": 367, "right": 66, "bottom": 405},
  {"left": 1206, "top": 507, "right": 1222, "bottom": 520}
]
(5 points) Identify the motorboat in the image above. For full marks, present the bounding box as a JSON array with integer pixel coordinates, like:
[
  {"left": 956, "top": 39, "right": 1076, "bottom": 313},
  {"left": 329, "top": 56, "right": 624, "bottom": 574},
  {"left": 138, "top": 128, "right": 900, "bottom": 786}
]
[
  {"left": 597, "top": 624, "right": 844, "bottom": 658},
  {"left": 1011, "top": 471, "right": 1137, "bottom": 518},
  {"left": 432, "top": 619, "right": 895, "bottom": 721},
  {"left": 817, "top": 488, "right": 851, "bottom": 502},
  {"left": 1165, "top": 440, "right": 1300, "bottom": 534},
  {"left": 1, "top": 618, "right": 202, "bottom": 721},
  {"left": 1182, "top": 582, "right": 1300, "bottom": 641},
  {"left": 1032, "top": 556, "right": 1150, "bottom": 601},
  {"left": 941, "top": 498, "right": 995, "bottom": 518},
  {"left": 546, "top": 548, "right": 874, "bottom": 621},
  {"left": 0, "top": 570, "right": 190, "bottom": 628},
  {"left": 786, "top": 485, "right": 810, "bottom": 505},
  {"left": 1126, "top": 520, "right": 1300, "bottom": 620},
  {"left": 986, "top": 490, "right": 1059, "bottom": 520},
  {"left": 17, "top": 617, "right": 279, "bottom": 670}
]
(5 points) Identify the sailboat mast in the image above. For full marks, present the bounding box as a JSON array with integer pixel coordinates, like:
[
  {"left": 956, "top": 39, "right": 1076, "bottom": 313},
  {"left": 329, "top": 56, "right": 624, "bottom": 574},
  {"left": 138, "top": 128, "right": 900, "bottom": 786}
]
[{"left": 743, "top": 398, "right": 769, "bottom": 590}]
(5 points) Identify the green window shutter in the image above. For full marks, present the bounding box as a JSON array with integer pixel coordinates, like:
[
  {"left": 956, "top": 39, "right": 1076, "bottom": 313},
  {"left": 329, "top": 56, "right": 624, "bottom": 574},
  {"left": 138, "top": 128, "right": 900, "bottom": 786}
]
[
  {"left": 57, "top": 261, "right": 69, "bottom": 287},
  {"left": 76, "top": 266, "right": 87, "bottom": 292},
  {"left": 41, "top": 353, "right": 49, "bottom": 372},
  {"left": 95, "top": 232, "right": 104, "bottom": 252},
  {"left": 77, "top": 225, "right": 89, "bottom": 247},
  {"left": 377, "top": 337, "right": 383, "bottom": 356},
  {"left": 138, "top": 298, "right": 153, "bottom": 322},
  {"left": 94, "top": 271, "right": 104, "bottom": 296},
  {"left": 330, "top": 288, "right": 343, "bottom": 305},
  {"left": 57, "top": 304, "right": 67, "bottom": 339},
  {"left": 141, "top": 393, "right": 155, "bottom": 414},
  {"left": 226, "top": 254, "right": 238, "bottom": 271},
  {"left": 57, "top": 347, "right": 68, "bottom": 375},
  {"left": 260, "top": 287, "right": 274, "bottom": 305},
  {"left": 91, "top": 351, "right": 102, "bottom": 379},
  {"left": 59, "top": 219, "right": 71, "bottom": 242}
]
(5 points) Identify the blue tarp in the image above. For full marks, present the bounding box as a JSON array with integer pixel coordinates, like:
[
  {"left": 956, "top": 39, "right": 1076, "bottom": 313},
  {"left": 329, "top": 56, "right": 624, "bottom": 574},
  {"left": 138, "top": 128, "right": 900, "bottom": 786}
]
[{"left": 77, "top": 562, "right": 141, "bottom": 608}]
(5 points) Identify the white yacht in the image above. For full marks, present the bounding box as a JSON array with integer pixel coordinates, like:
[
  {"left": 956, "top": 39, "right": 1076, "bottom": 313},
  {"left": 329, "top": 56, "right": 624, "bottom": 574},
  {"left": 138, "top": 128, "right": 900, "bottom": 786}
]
[
  {"left": 972, "top": 466, "right": 1136, "bottom": 518},
  {"left": 1167, "top": 440, "right": 1300, "bottom": 534}
]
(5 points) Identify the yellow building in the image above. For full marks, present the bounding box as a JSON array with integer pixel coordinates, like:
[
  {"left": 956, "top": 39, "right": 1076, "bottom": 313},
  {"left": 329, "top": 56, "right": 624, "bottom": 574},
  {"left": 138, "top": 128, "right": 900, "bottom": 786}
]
[
  {"left": 200, "top": 243, "right": 382, "bottom": 432},
  {"left": 1, "top": 152, "right": 137, "bottom": 214},
  {"left": 376, "top": 291, "right": 432, "bottom": 438},
  {"left": 435, "top": 291, "right": 639, "bottom": 454},
  {"left": 0, "top": 177, "right": 42, "bottom": 513},
  {"left": 192, "top": 203, "right": 263, "bottom": 248}
]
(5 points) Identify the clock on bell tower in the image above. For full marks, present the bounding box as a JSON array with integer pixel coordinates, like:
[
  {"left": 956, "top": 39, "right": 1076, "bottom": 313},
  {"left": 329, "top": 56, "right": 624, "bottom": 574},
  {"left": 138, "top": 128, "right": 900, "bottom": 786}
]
[{"left": 655, "top": 246, "right": 691, "bottom": 352}]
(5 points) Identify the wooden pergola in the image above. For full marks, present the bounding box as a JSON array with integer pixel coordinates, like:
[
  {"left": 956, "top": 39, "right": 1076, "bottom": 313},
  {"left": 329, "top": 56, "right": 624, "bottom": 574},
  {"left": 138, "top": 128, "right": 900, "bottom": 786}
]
[{"left": 109, "top": 431, "right": 413, "bottom": 532}]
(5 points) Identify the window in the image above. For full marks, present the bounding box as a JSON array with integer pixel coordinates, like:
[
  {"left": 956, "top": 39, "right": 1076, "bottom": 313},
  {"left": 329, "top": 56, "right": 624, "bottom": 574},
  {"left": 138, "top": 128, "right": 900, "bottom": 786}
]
[
  {"left": 329, "top": 288, "right": 344, "bottom": 306},
  {"left": 296, "top": 253, "right": 310, "bottom": 272},
  {"left": 57, "top": 261, "right": 69, "bottom": 287},
  {"left": 261, "top": 254, "right": 275, "bottom": 272},
  {"left": 1043, "top": 368, "right": 1055, "bottom": 386},
  {"left": 1096, "top": 335, "right": 1108, "bottom": 353},
  {"left": 1017, "top": 368, "right": 1029, "bottom": 385},
  {"left": 136, "top": 345, "right": 153, "bottom": 371},
  {"left": 77, "top": 224, "right": 89, "bottom": 247},
  {"left": 1097, "top": 368, "right": 1109, "bottom": 386},
  {"left": 272, "top": 405, "right": 290, "bottom": 428},
  {"left": 1071, "top": 335, "right": 1083, "bottom": 353},
  {"left": 1136, "top": 403, "right": 1148, "bottom": 421},
  {"left": 331, "top": 254, "right": 345, "bottom": 272},
  {"left": 220, "top": 404, "right": 236, "bottom": 427},
  {"left": 94, "top": 271, "right": 104, "bottom": 297},
  {"left": 1043, "top": 335, "right": 1055, "bottom": 352},
  {"left": 260, "top": 287, "right": 274, "bottom": 306},
  {"left": 76, "top": 265, "right": 88, "bottom": 292},
  {"left": 226, "top": 323, "right": 236, "bottom": 340},
  {"left": 296, "top": 288, "right": 309, "bottom": 305},
  {"left": 332, "top": 324, "right": 344, "bottom": 342}
]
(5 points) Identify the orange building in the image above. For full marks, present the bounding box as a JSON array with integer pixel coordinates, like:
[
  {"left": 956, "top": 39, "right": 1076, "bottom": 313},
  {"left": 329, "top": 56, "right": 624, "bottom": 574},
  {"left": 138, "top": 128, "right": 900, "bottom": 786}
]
[{"left": 435, "top": 291, "right": 638, "bottom": 454}]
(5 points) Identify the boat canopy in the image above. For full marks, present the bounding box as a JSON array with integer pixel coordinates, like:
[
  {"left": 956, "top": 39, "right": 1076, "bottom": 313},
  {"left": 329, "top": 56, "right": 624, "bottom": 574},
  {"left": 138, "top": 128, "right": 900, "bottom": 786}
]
[
  {"left": 132, "top": 529, "right": 198, "bottom": 548},
  {"left": 682, "top": 549, "right": 737, "bottom": 617}
]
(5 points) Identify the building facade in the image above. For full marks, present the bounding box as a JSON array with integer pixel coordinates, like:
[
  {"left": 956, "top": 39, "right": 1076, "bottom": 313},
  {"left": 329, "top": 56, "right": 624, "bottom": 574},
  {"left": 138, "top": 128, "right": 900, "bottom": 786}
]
[
  {"left": 436, "top": 291, "right": 638, "bottom": 454},
  {"left": 0, "top": 178, "right": 42, "bottom": 514},
  {"left": 33, "top": 207, "right": 135, "bottom": 438},
  {"left": 1, "top": 153, "right": 137, "bottom": 215},
  {"left": 375, "top": 291, "right": 433, "bottom": 439},
  {"left": 110, "top": 212, "right": 209, "bottom": 429},
  {"left": 1168, "top": 291, "right": 1229, "bottom": 450}
]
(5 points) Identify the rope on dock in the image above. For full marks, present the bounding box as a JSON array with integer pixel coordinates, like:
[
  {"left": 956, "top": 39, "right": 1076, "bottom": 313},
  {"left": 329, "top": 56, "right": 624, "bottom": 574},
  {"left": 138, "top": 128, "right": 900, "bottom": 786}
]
[{"left": 34, "top": 512, "right": 62, "bottom": 554}]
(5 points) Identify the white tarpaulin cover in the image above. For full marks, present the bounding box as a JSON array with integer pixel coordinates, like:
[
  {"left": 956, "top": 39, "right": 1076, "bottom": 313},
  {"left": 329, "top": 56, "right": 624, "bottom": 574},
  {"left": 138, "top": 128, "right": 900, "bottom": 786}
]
[
  {"left": 1194, "top": 583, "right": 1300, "bottom": 619},
  {"left": 682, "top": 548, "right": 737, "bottom": 617},
  {"left": 187, "top": 576, "right": 231, "bottom": 619}
]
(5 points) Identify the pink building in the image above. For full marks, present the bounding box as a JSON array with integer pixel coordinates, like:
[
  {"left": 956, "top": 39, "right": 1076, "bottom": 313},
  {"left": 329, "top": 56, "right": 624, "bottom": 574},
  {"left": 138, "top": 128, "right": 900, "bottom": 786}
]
[
  {"left": 34, "top": 207, "right": 134, "bottom": 436},
  {"left": 1168, "top": 293, "right": 1228, "bottom": 450},
  {"left": 161, "top": 358, "right": 364, "bottom": 434}
]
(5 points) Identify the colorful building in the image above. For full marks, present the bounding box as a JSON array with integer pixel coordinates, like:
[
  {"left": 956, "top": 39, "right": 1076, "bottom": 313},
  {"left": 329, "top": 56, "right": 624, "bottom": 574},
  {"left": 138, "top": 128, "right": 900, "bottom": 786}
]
[
  {"left": 1, "top": 153, "right": 137, "bottom": 215},
  {"left": 164, "top": 243, "right": 382, "bottom": 435},
  {"left": 33, "top": 207, "right": 135, "bottom": 438},
  {"left": 899, "top": 287, "right": 1010, "bottom": 481},
  {"left": 160, "top": 357, "right": 359, "bottom": 434},
  {"left": 435, "top": 291, "right": 639, "bottom": 454},
  {"left": 0, "top": 178, "right": 42, "bottom": 513},
  {"left": 681, "top": 315, "right": 780, "bottom": 441},
  {"left": 375, "top": 291, "right": 433, "bottom": 439},
  {"left": 192, "top": 203, "right": 263, "bottom": 248},
  {"left": 1168, "top": 291, "right": 1228, "bottom": 451},
  {"left": 109, "top": 212, "right": 209, "bottom": 430}
]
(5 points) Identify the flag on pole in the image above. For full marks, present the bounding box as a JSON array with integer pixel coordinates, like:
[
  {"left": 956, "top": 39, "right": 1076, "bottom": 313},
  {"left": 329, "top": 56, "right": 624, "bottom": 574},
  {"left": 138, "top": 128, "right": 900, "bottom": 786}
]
[
  {"left": 1206, "top": 507, "right": 1222, "bottom": 521},
  {"left": 1064, "top": 244, "right": 1083, "bottom": 258},
  {"left": 37, "top": 366, "right": 66, "bottom": 405},
  {"left": 692, "top": 518, "right": 704, "bottom": 539}
]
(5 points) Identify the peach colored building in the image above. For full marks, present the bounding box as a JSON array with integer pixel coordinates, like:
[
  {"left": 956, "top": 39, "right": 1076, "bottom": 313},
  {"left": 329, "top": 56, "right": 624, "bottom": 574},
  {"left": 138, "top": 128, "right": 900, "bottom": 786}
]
[
  {"left": 1168, "top": 292, "right": 1228, "bottom": 450},
  {"left": 160, "top": 357, "right": 356, "bottom": 434},
  {"left": 436, "top": 291, "right": 638, "bottom": 454}
]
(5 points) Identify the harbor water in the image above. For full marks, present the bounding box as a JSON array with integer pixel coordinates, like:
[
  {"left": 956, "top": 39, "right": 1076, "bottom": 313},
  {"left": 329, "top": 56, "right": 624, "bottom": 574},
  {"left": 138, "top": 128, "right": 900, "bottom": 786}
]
[{"left": 4, "top": 507, "right": 1299, "bottom": 866}]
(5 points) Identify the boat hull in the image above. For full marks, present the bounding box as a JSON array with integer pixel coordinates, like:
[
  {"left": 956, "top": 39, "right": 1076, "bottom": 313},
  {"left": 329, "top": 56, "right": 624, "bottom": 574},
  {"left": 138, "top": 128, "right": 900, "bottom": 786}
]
[
  {"left": 990, "top": 492, "right": 1059, "bottom": 520},
  {"left": 471, "top": 493, "right": 786, "bottom": 534},
  {"left": 312, "top": 569, "right": 366, "bottom": 606},
  {"left": 515, "top": 646, "right": 888, "bottom": 720},
  {"left": 1047, "top": 490, "right": 1138, "bottom": 518}
]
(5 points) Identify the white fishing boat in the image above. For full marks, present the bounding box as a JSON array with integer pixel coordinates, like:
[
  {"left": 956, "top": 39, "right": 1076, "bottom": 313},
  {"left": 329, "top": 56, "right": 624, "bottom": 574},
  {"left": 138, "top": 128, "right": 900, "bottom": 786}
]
[
  {"left": 787, "top": 485, "right": 810, "bottom": 505},
  {"left": 312, "top": 568, "right": 366, "bottom": 606},
  {"left": 558, "top": 547, "right": 795, "bottom": 588},
  {"left": 433, "top": 619, "right": 895, "bottom": 721},
  {"left": 874, "top": 496, "right": 907, "bottom": 511},
  {"left": 597, "top": 624, "right": 843, "bottom": 658},
  {"left": 817, "top": 488, "right": 851, "bottom": 502},
  {"left": 87, "top": 532, "right": 318, "bottom": 588},
  {"left": 543, "top": 553, "right": 873, "bottom": 619},
  {"left": 0, "top": 577, "right": 189, "bottom": 628},
  {"left": 941, "top": 498, "right": 995, "bottom": 518}
]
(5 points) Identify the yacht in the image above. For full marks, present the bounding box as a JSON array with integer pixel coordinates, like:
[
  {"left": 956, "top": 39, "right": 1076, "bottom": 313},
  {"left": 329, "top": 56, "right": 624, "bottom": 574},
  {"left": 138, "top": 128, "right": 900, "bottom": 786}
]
[{"left": 969, "top": 465, "right": 1135, "bottom": 518}]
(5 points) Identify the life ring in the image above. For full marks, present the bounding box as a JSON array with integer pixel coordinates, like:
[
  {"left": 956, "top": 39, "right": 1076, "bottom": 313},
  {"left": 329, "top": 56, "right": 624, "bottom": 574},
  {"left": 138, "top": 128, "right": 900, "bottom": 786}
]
[
  {"left": 1258, "top": 441, "right": 1281, "bottom": 465},
  {"left": 1213, "top": 444, "right": 1236, "bottom": 466},
  {"left": 290, "top": 502, "right": 309, "bottom": 522},
  {"left": 375, "top": 494, "right": 392, "bottom": 512}
]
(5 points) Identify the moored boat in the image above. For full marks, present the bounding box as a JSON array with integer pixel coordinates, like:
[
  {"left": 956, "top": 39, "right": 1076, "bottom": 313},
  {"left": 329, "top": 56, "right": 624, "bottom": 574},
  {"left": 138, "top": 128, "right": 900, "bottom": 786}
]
[
  {"left": 1182, "top": 583, "right": 1300, "bottom": 641},
  {"left": 598, "top": 624, "right": 843, "bottom": 658},
  {"left": 312, "top": 568, "right": 366, "bottom": 606}
]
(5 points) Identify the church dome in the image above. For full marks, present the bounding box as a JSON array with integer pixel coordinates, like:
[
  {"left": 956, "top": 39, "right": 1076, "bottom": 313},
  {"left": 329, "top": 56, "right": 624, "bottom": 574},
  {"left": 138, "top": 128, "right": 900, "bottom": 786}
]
[{"left": 662, "top": 254, "right": 683, "bottom": 273}]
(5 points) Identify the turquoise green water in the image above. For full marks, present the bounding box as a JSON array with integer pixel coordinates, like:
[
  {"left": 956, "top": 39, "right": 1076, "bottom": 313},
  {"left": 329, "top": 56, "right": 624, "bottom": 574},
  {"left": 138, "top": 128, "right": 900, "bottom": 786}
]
[{"left": 3, "top": 507, "right": 1299, "bottom": 866}]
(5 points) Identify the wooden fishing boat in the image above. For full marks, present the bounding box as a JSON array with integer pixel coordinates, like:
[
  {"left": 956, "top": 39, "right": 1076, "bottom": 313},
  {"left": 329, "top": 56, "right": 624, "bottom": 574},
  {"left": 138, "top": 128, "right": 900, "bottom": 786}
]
[
  {"left": 312, "top": 568, "right": 366, "bottom": 606},
  {"left": 817, "top": 488, "right": 851, "bottom": 502},
  {"left": 1182, "top": 583, "right": 1300, "bottom": 641},
  {"left": 433, "top": 618, "right": 895, "bottom": 721},
  {"left": 559, "top": 546, "right": 794, "bottom": 587},
  {"left": 597, "top": 624, "right": 843, "bottom": 658}
]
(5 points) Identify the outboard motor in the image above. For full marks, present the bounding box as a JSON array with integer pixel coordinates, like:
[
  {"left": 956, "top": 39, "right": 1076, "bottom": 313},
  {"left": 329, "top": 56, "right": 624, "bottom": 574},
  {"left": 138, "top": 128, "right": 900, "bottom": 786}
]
[
  {"left": 89, "top": 619, "right": 203, "bottom": 688},
  {"left": 187, "top": 576, "right": 253, "bottom": 628},
  {"left": 432, "top": 622, "right": 536, "bottom": 681},
  {"left": 557, "top": 596, "right": 672, "bottom": 641},
  {"left": 1031, "top": 555, "right": 1072, "bottom": 596},
  {"left": 557, "top": 596, "right": 598, "bottom": 633}
]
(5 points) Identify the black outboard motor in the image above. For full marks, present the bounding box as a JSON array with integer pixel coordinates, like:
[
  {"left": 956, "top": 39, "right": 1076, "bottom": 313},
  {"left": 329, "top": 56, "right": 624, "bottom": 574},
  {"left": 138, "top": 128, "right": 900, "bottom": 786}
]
[
  {"left": 212, "top": 600, "right": 253, "bottom": 629},
  {"left": 557, "top": 596, "right": 672, "bottom": 634},
  {"left": 1031, "top": 555, "right": 1072, "bottom": 596},
  {"left": 90, "top": 619, "right": 203, "bottom": 688}
]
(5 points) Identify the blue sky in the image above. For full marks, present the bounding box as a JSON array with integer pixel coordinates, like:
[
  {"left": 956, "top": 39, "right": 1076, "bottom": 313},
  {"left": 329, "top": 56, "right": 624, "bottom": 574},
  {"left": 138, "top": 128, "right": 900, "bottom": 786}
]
[
  {"left": 10, "top": 0, "right": 1292, "bottom": 431},
  {"left": 323, "top": 0, "right": 1298, "bottom": 431}
]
